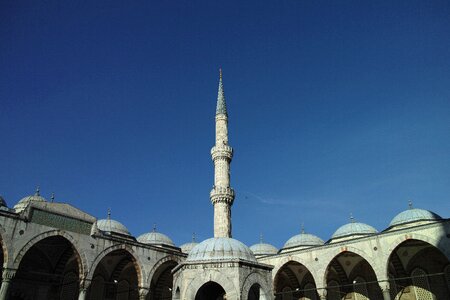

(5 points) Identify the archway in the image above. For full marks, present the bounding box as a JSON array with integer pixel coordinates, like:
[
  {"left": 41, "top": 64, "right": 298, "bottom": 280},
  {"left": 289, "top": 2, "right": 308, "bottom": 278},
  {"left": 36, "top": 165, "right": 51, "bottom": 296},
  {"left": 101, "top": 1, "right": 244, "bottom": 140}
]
[
  {"left": 88, "top": 249, "right": 139, "bottom": 300},
  {"left": 195, "top": 281, "right": 226, "bottom": 300},
  {"left": 274, "top": 261, "right": 318, "bottom": 300},
  {"left": 10, "top": 236, "right": 81, "bottom": 300},
  {"left": 147, "top": 260, "right": 177, "bottom": 300},
  {"left": 325, "top": 251, "right": 382, "bottom": 300},
  {"left": 388, "top": 239, "right": 449, "bottom": 299}
]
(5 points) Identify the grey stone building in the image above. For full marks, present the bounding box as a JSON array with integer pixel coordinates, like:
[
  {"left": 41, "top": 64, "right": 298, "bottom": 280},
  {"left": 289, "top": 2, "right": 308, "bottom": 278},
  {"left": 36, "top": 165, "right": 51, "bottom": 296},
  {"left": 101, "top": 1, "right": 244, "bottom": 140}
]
[{"left": 0, "top": 72, "right": 448, "bottom": 300}]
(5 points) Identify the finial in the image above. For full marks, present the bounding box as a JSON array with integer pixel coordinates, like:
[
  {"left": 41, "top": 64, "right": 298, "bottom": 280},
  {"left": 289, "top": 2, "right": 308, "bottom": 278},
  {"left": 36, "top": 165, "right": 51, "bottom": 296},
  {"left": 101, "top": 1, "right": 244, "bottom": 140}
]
[
  {"left": 350, "top": 213, "right": 355, "bottom": 223},
  {"left": 301, "top": 223, "right": 305, "bottom": 234},
  {"left": 35, "top": 186, "right": 40, "bottom": 196},
  {"left": 260, "top": 233, "right": 263, "bottom": 244},
  {"left": 153, "top": 223, "right": 156, "bottom": 232},
  {"left": 107, "top": 208, "right": 111, "bottom": 220},
  {"left": 219, "top": 68, "right": 223, "bottom": 80},
  {"left": 408, "top": 200, "right": 413, "bottom": 209},
  {"left": 192, "top": 232, "right": 196, "bottom": 242},
  {"left": 51, "top": 193, "right": 55, "bottom": 203}
]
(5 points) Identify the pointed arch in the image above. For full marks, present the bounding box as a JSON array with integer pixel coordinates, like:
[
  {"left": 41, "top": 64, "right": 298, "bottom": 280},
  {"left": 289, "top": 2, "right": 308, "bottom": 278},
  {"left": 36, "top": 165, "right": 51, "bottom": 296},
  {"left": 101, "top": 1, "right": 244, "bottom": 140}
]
[
  {"left": 86, "top": 244, "right": 145, "bottom": 287},
  {"left": 12, "top": 230, "right": 87, "bottom": 277}
]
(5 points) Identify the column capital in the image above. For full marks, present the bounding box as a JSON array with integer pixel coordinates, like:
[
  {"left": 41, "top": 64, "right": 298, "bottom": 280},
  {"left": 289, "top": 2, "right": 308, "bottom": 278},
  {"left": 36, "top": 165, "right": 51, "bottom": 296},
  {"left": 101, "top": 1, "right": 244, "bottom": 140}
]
[
  {"left": 139, "top": 286, "right": 149, "bottom": 300},
  {"left": 2, "top": 268, "right": 16, "bottom": 281}
]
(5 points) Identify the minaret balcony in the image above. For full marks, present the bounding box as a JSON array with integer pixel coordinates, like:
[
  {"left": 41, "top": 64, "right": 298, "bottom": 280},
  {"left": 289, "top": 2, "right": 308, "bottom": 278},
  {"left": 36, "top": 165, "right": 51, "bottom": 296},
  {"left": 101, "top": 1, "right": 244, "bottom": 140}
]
[
  {"left": 210, "top": 186, "right": 235, "bottom": 204},
  {"left": 211, "top": 145, "right": 233, "bottom": 160}
]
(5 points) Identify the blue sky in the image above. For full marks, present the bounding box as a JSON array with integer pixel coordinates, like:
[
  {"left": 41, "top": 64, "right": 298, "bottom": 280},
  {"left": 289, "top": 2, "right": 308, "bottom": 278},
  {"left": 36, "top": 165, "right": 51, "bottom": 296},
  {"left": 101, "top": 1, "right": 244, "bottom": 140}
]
[{"left": 1, "top": 1, "right": 449, "bottom": 248}]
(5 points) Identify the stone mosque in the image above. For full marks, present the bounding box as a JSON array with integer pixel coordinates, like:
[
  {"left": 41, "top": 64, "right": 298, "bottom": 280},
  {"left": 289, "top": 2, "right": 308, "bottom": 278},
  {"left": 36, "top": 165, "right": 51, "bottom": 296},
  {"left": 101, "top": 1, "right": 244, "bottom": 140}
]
[{"left": 0, "top": 71, "right": 449, "bottom": 300}]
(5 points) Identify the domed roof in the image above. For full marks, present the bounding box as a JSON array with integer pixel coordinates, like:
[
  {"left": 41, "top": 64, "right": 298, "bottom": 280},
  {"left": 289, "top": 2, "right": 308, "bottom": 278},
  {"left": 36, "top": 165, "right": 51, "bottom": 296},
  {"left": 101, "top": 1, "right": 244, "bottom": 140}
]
[
  {"left": 332, "top": 219, "right": 377, "bottom": 239},
  {"left": 283, "top": 232, "right": 324, "bottom": 249},
  {"left": 137, "top": 231, "right": 175, "bottom": 246},
  {"left": 96, "top": 219, "right": 131, "bottom": 236},
  {"left": 249, "top": 242, "right": 278, "bottom": 256},
  {"left": 186, "top": 237, "right": 256, "bottom": 262},
  {"left": 14, "top": 188, "right": 47, "bottom": 213},
  {"left": 389, "top": 207, "right": 442, "bottom": 227}
]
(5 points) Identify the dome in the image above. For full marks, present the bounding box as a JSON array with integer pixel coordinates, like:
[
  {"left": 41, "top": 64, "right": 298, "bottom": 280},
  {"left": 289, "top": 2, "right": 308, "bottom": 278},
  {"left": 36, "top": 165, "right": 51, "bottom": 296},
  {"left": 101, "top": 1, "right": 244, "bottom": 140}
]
[
  {"left": 96, "top": 219, "right": 131, "bottom": 236},
  {"left": 186, "top": 237, "right": 256, "bottom": 262},
  {"left": 137, "top": 231, "right": 175, "bottom": 247},
  {"left": 389, "top": 208, "right": 442, "bottom": 227},
  {"left": 249, "top": 242, "right": 278, "bottom": 256},
  {"left": 283, "top": 232, "right": 324, "bottom": 249},
  {"left": 180, "top": 242, "right": 199, "bottom": 254},
  {"left": 332, "top": 222, "right": 377, "bottom": 239},
  {"left": 14, "top": 189, "right": 47, "bottom": 213}
]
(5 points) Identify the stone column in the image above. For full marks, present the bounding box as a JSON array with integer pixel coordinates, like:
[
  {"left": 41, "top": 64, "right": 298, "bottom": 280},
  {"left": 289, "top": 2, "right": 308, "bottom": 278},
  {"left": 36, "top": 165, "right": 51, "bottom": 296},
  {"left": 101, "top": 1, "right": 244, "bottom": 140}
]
[
  {"left": 0, "top": 268, "right": 16, "bottom": 300},
  {"left": 78, "top": 279, "right": 89, "bottom": 300},
  {"left": 139, "top": 287, "right": 149, "bottom": 300},
  {"left": 380, "top": 282, "right": 391, "bottom": 300}
]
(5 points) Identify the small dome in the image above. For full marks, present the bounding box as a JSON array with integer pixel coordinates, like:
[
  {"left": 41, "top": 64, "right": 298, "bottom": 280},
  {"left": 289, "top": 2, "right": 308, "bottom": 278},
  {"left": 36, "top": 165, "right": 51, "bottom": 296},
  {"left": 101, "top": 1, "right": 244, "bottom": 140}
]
[
  {"left": 283, "top": 233, "right": 324, "bottom": 249},
  {"left": 14, "top": 189, "right": 47, "bottom": 213},
  {"left": 332, "top": 222, "right": 377, "bottom": 239},
  {"left": 249, "top": 242, "right": 278, "bottom": 256},
  {"left": 137, "top": 232, "right": 175, "bottom": 247},
  {"left": 180, "top": 242, "right": 199, "bottom": 254},
  {"left": 96, "top": 219, "right": 131, "bottom": 236},
  {"left": 389, "top": 208, "right": 442, "bottom": 227},
  {"left": 187, "top": 237, "right": 256, "bottom": 262}
]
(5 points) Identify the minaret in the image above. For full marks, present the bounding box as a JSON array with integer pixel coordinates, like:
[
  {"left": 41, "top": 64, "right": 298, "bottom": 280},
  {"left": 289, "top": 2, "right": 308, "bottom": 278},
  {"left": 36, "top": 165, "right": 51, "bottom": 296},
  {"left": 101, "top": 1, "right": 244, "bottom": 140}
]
[{"left": 210, "top": 69, "right": 235, "bottom": 238}]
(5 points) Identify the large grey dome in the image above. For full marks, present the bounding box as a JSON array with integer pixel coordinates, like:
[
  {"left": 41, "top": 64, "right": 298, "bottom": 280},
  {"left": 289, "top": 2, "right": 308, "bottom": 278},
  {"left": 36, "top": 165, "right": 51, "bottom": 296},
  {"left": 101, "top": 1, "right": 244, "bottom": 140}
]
[
  {"left": 137, "top": 232, "right": 175, "bottom": 246},
  {"left": 187, "top": 237, "right": 256, "bottom": 262},
  {"left": 14, "top": 190, "right": 47, "bottom": 213},
  {"left": 332, "top": 222, "right": 377, "bottom": 239},
  {"left": 249, "top": 242, "right": 278, "bottom": 256},
  {"left": 96, "top": 219, "right": 131, "bottom": 236},
  {"left": 283, "top": 232, "right": 324, "bottom": 249},
  {"left": 389, "top": 208, "right": 442, "bottom": 227}
]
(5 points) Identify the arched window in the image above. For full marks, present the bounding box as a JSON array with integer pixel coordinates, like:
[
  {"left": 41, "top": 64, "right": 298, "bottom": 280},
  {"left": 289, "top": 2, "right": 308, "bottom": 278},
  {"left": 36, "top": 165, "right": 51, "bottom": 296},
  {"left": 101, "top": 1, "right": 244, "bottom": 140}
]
[{"left": 411, "top": 268, "right": 434, "bottom": 300}]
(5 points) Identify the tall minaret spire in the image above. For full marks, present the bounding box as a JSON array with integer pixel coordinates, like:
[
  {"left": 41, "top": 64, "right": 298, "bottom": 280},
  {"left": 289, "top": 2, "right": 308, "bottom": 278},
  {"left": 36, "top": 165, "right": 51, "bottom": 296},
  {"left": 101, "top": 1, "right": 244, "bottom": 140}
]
[{"left": 210, "top": 69, "right": 235, "bottom": 238}]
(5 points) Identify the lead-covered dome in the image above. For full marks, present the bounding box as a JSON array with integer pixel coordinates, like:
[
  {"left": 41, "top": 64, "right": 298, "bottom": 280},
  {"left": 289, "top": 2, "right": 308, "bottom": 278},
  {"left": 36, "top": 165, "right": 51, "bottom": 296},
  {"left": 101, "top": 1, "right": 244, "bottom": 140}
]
[
  {"left": 283, "top": 232, "right": 324, "bottom": 249},
  {"left": 250, "top": 242, "right": 278, "bottom": 256},
  {"left": 187, "top": 237, "right": 256, "bottom": 262},
  {"left": 14, "top": 188, "right": 47, "bottom": 213},
  {"left": 96, "top": 219, "right": 131, "bottom": 236},
  {"left": 389, "top": 208, "right": 442, "bottom": 228},
  {"left": 137, "top": 231, "right": 175, "bottom": 247},
  {"left": 332, "top": 221, "right": 377, "bottom": 240}
]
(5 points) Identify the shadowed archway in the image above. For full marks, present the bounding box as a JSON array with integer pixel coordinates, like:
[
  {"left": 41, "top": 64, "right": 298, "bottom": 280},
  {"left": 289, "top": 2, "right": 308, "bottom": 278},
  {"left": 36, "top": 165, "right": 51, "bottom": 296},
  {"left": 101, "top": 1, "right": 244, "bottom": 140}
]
[
  {"left": 88, "top": 249, "right": 139, "bottom": 300},
  {"left": 10, "top": 236, "right": 81, "bottom": 300},
  {"left": 274, "top": 261, "right": 318, "bottom": 300},
  {"left": 388, "top": 239, "right": 449, "bottom": 299},
  {"left": 325, "top": 251, "right": 382, "bottom": 300},
  {"left": 195, "top": 281, "right": 226, "bottom": 300}
]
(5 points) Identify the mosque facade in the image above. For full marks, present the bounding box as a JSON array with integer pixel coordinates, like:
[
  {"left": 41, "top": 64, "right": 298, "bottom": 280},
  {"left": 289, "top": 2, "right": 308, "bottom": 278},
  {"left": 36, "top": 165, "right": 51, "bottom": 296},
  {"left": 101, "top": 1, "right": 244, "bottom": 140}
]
[{"left": 0, "top": 72, "right": 449, "bottom": 300}]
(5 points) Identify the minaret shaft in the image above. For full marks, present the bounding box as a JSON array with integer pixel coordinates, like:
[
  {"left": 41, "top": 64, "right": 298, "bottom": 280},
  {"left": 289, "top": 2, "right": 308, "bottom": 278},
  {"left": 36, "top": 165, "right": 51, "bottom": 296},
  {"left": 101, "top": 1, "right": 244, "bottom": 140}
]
[{"left": 210, "top": 70, "right": 234, "bottom": 238}]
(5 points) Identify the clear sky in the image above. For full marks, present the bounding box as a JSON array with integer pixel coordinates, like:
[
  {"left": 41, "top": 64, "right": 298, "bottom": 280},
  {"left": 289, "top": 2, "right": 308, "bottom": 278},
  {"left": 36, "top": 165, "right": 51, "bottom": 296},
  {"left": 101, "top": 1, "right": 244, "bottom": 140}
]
[{"left": 1, "top": 1, "right": 449, "bottom": 248}]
